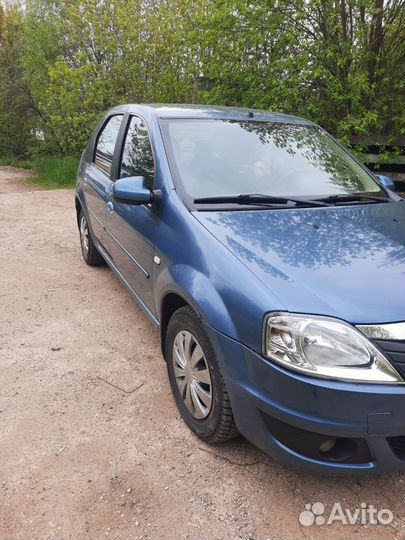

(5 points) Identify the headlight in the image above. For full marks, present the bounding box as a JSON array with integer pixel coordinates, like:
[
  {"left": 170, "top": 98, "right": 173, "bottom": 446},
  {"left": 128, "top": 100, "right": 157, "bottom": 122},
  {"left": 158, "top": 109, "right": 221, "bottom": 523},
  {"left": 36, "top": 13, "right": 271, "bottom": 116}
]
[{"left": 264, "top": 313, "right": 403, "bottom": 384}]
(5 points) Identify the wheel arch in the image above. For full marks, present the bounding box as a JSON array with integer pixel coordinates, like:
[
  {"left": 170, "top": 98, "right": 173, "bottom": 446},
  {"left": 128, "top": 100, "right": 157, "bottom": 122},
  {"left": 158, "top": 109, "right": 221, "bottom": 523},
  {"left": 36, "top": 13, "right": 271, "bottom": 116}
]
[
  {"left": 159, "top": 290, "right": 201, "bottom": 357},
  {"left": 157, "top": 270, "right": 237, "bottom": 358},
  {"left": 75, "top": 196, "right": 82, "bottom": 228}
]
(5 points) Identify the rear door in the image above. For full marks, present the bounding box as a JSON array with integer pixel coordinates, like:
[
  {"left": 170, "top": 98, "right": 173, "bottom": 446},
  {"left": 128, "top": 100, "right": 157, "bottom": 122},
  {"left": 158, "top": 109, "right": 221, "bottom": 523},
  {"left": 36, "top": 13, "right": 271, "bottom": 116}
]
[{"left": 83, "top": 114, "right": 124, "bottom": 254}]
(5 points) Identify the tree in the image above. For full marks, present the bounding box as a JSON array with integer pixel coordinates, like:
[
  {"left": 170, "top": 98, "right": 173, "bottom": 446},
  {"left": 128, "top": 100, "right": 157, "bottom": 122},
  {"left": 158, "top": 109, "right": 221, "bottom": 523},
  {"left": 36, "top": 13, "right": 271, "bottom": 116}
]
[
  {"left": 0, "top": 3, "right": 32, "bottom": 156},
  {"left": 0, "top": 0, "right": 404, "bottom": 158}
]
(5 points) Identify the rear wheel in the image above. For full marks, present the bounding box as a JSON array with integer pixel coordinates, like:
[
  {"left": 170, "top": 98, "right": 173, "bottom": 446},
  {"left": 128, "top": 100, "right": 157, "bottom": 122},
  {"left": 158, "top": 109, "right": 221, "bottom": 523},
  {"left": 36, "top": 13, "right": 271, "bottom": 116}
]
[
  {"left": 166, "top": 306, "right": 238, "bottom": 443},
  {"left": 79, "top": 209, "right": 104, "bottom": 266}
]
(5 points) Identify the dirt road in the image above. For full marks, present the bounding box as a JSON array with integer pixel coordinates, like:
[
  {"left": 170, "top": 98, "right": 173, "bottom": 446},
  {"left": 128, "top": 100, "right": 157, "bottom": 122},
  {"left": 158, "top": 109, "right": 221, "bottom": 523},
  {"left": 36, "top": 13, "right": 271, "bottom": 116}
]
[{"left": 0, "top": 166, "right": 403, "bottom": 540}]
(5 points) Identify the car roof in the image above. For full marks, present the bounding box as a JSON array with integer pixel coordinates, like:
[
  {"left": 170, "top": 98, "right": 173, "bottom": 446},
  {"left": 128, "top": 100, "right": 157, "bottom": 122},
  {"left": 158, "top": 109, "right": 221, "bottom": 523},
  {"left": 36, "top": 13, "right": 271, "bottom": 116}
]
[{"left": 107, "top": 103, "right": 314, "bottom": 125}]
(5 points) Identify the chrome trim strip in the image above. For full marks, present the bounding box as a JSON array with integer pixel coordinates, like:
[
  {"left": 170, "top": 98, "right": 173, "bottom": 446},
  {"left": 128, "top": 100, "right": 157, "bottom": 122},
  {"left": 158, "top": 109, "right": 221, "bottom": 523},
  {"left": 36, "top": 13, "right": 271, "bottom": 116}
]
[
  {"left": 357, "top": 322, "right": 405, "bottom": 341},
  {"left": 106, "top": 228, "right": 150, "bottom": 278},
  {"left": 97, "top": 243, "right": 159, "bottom": 328},
  {"left": 87, "top": 207, "right": 150, "bottom": 278},
  {"left": 87, "top": 207, "right": 105, "bottom": 228}
]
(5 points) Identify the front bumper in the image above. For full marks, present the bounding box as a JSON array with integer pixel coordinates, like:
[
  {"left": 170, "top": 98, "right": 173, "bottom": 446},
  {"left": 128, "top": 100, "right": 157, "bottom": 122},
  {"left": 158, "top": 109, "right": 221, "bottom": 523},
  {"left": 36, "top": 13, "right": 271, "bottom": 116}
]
[{"left": 205, "top": 324, "right": 405, "bottom": 475}]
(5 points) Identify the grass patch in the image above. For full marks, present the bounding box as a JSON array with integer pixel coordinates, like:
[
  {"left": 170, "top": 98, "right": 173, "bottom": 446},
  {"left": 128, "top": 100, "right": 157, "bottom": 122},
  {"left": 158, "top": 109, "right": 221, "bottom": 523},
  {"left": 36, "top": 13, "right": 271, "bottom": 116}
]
[
  {"left": 0, "top": 155, "right": 79, "bottom": 188},
  {"left": 0, "top": 156, "right": 79, "bottom": 189},
  {"left": 28, "top": 155, "right": 79, "bottom": 188},
  {"left": 0, "top": 155, "right": 33, "bottom": 169}
]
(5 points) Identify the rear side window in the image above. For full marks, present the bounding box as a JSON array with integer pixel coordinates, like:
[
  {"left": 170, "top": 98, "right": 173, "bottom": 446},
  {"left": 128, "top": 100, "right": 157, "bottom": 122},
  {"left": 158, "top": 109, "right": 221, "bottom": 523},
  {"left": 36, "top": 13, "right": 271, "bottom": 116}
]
[
  {"left": 120, "top": 116, "right": 155, "bottom": 190},
  {"left": 94, "top": 115, "right": 123, "bottom": 176}
]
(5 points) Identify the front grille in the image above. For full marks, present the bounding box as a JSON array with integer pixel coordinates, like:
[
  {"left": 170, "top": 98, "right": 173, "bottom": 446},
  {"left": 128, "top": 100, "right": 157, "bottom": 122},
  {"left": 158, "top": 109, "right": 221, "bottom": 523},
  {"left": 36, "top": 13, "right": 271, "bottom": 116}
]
[
  {"left": 387, "top": 436, "right": 405, "bottom": 461},
  {"left": 373, "top": 339, "right": 405, "bottom": 378}
]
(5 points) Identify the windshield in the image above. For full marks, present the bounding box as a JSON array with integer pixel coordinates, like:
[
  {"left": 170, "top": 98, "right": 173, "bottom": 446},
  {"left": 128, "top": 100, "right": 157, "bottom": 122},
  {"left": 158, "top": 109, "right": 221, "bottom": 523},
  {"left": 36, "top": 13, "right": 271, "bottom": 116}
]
[{"left": 162, "top": 119, "right": 384, "bottom": 201}]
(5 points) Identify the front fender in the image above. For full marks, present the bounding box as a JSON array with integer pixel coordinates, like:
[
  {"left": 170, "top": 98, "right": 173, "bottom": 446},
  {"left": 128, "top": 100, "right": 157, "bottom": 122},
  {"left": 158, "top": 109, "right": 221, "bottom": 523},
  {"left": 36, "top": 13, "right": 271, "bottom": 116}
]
[{"left": 154, "top": 263, "right": 237, "bottom": 339}]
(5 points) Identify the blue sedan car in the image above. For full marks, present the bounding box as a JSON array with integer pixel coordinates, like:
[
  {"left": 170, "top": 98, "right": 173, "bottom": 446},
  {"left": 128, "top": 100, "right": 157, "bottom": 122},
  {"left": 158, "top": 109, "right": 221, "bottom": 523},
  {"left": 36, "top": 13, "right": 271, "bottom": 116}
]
[{"left": 75, "top": 104, "right": 405, "bottom": 475}]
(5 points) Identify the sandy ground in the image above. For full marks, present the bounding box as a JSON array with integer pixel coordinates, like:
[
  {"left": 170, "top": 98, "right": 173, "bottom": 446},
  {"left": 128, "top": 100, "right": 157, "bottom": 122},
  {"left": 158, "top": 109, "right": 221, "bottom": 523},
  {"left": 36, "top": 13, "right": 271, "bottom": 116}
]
[{"left": 0, "top": 166, "right": 403, "bottom": 540}]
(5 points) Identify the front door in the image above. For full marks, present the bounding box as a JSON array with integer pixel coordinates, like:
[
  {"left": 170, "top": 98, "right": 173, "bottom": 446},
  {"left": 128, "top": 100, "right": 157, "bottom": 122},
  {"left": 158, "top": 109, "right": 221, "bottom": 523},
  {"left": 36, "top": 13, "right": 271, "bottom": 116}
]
[{"left": 106, "top": 115, "right": 158, "bottom": 316}]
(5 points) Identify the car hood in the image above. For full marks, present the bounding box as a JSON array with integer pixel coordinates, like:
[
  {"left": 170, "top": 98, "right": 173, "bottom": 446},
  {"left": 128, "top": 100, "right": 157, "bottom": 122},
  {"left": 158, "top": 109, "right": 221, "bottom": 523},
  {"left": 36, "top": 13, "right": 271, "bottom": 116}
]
[{"left": 193, "top": 201, "right": 405, "bottom": 324}]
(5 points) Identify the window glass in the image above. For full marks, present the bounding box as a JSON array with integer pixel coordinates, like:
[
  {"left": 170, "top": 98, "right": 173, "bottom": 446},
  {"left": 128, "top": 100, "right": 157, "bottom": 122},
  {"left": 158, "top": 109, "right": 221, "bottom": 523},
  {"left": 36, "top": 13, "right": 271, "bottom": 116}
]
[
  {"left": 120, "top": 116, "right": 155, "bottom": 190},
  {"left": 163, "top": 119, "right": 383, "bottom": 200},
  {"left": 94, "top": 115, "right": 123, "bottom": 176}
]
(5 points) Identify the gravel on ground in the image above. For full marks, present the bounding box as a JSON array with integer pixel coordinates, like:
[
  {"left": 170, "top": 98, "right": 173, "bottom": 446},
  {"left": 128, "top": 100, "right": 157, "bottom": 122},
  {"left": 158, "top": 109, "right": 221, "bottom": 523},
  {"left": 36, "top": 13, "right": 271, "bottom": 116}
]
[{"left": 0, "top": 166, "right": 403, "bottom": 540}]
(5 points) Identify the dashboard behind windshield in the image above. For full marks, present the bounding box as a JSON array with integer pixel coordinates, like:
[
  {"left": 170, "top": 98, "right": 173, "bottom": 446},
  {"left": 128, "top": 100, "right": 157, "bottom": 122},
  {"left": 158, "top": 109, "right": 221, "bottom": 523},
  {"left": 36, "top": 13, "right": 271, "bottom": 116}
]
[{"left": 161, "top": 119, "right": 383, "bottom": 202}]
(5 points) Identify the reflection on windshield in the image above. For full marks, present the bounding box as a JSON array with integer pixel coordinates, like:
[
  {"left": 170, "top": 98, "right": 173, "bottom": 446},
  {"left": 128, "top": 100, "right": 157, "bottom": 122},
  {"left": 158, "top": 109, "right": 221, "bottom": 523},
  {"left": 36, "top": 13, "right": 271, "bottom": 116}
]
[{"left": 164, "top": 120, "right": 382, "bottom": 200}]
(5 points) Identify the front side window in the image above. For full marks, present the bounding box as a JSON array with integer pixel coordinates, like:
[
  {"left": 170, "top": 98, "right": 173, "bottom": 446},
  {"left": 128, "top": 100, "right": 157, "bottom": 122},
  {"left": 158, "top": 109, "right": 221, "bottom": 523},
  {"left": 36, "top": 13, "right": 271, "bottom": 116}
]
[
  {"left": 120, "top": 116, "right": 155, "bottom": 190},
  {"left": 161, "top": 119, "right": 384, "bottom": 200},
  {"left": 94, "top": 114, "right": 123, "bottom": 176}
]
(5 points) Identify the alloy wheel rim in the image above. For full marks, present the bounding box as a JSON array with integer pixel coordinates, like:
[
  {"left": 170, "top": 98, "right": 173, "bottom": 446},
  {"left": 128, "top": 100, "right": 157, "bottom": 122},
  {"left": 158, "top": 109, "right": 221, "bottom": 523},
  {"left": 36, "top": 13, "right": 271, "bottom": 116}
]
[
  {"left": 172, "top": 330, "right": 212, "bottom": 419},
  {"left": 80, "top": 215, "right": 89, "bottom": 255}
]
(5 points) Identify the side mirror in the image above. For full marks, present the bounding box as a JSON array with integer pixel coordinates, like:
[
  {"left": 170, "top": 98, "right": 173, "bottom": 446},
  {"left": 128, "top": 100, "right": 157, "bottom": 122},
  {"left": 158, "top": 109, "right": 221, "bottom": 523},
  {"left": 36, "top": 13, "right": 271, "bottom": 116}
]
[
  {"left": 376, "top": 174, "right": 395, "bottom": 191},
  {"left": 113, "top": 176, "right": 152, "bottom": 205}
]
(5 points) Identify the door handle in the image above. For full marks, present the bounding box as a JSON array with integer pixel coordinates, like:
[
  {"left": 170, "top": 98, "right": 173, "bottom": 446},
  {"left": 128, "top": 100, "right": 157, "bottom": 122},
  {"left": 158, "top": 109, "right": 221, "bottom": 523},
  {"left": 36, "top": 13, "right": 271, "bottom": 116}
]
[{"left": 106, "top": 201, "right": 114, "bottom": 214}]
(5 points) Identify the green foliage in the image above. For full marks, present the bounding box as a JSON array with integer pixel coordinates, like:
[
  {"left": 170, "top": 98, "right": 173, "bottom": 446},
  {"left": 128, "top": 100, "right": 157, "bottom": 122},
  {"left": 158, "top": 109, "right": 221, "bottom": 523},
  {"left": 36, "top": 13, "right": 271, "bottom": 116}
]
[
  {"left": 0, "top": 4, "right": 34, "bottom": 156},
  {"left": 0, "top": 0, "right": 404, "bottom": 161}
]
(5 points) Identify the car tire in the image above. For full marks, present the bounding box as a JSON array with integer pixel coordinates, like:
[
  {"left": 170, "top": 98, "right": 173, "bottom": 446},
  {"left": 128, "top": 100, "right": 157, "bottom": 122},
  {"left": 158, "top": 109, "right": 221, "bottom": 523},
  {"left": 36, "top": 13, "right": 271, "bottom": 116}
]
[
  {"left": 166, "top": 306, "right": 238, "bottom": 443},
  {"left": 79, "top": 209, "right": 105, "bottom": 266}
]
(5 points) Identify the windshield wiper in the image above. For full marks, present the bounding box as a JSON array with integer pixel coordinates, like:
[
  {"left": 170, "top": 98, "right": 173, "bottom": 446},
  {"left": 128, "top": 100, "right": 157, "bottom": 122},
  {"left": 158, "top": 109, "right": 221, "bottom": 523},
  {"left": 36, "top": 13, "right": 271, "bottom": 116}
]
[
  {"left": 194, "top": 193, "right": 330, "bottom": 207},
  {"left": 315, "top": 194, "right": 392, "bottom": 204}
]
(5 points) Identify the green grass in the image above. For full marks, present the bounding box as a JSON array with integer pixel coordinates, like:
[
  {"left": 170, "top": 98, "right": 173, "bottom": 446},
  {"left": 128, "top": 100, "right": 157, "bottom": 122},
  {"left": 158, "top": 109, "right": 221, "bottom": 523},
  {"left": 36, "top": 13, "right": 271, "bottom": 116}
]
[
  {"left": 0, "top": 154, "right": 79, "bottom": 188},
  {"left": 0, "top": 155, "right": 33, "bottom": 169},
  {"left": 28, "top": 155, "right": 79, "bottom": 188}
]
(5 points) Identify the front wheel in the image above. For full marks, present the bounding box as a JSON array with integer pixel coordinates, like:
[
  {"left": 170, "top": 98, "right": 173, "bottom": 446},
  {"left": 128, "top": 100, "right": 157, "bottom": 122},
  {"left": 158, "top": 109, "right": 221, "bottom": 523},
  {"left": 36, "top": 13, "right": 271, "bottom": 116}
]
[{"left": 166, "top": 306, "right": 238, "bottom": 443}]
